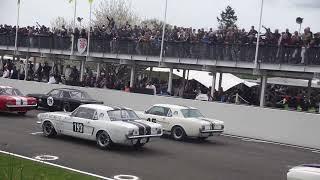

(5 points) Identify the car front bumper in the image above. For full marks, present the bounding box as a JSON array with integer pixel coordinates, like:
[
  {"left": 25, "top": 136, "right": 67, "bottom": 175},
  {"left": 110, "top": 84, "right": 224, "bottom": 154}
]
[
  {"left": 199, "top": 130, "right": 224, "bottom": 137},
  {"left": 126, "top": 133, "right": 163, "bottom": 139},
  {"left": 4, "top": 104, "right": 37, "bottom": 111}
]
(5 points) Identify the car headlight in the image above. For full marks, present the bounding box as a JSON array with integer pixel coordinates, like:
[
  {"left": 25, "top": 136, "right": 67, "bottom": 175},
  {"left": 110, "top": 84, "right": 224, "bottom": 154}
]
[
  {"left": 214, "top": 124, "right": 224, "bottom": 130},
  {"left": 151, "top": 128, "right": 160, "bottom": 134},
  {"left": 128, "top": 130, "right": 134, "bottom": 136},
  {"left": 201, "top": 125, "right": 205, "bottom": 131},
  {"left": 128, "top": 129, "right": 139, "bottom": 136},
  {"left": 153, "top": 128, "right": 162, "bottom": 134}
]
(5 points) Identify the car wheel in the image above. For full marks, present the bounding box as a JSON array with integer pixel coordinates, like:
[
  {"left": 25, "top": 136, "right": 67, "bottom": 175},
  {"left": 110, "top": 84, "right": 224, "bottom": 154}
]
[
  {"left": 171, "top": 126, "right": 186, "bottom": 141},
  {"left": 96, "top": 131, "right": 113, "bottom": 150},
  {"left": 42, "top": 121, "right": 57, "bottom": 137},
  {"left": 18, "top": 112, "right": 27, "bottom": 116},
  {"left": 62, "top": 103, "right": 71, "bottom": 112}
]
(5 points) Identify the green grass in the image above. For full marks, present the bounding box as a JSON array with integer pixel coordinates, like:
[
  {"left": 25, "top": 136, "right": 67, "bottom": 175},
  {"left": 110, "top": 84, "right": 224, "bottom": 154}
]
[{"left": 0, "top": 153, "right": 98, "bottom": 180}]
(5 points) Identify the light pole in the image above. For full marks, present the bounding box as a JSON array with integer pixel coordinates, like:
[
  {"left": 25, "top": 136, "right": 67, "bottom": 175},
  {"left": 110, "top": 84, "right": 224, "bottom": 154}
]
[
  {"left": 253, "top": 0, "right": 264, "bottom": 74},
  {"left": 14, "top": 0, "right": 21, "bottom": 54},
  {"left": 159, "top": 0, "right": 168, "bottom": 67},
  {"left": 71, "top": 0, "right": 77, "bottom": 55}
]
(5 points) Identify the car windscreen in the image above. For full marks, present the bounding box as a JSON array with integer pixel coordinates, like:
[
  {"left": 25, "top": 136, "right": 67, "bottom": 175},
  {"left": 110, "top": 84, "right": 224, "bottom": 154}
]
[
  {"left": 69, "top": 91, "right": 92, "bottom": 100},
  {"left": 181, "top": 109, "right": 204, "bottom": 118},
  {"left": 0, "top": 88, "right": 23, "bottom": 96},
  {"left": 107, "top": 109, "right": 140, "bottom": 121}
]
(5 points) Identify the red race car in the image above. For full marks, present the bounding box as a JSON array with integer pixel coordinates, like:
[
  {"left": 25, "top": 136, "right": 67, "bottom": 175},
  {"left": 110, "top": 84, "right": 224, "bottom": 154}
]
[{"left": 0, "top": 86, "right": 37, "bottom": 115}]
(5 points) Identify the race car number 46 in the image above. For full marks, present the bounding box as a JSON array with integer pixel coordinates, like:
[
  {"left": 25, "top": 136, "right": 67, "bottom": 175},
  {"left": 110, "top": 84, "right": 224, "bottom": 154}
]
[{"left": 73, "top": 122, "right": 84, "bottom": 133}]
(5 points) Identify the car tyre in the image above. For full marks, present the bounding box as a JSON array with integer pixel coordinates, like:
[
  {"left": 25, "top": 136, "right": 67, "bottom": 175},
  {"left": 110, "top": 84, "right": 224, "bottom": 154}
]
[
  {"left": 171, "top": 126, "right": 186, "bottom": 141},
  {"left": 42, "top": 121, "right": 57, "bottom": 137},
  {"left": 62, "top": 103, "right": 71, "bottom": 112},
  {"left": 96, "top": 131, "right": 113, "bottom": 150}
]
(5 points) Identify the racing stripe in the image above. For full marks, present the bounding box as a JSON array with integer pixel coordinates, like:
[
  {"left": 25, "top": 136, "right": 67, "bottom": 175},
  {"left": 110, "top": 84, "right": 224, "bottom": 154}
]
[
  {"left": 11, "top": 96, "right": 21, "bottom": 105},
  {"left": 17, "top": 96, "right": 28, "bottom": 105},
  {"left": 124, "top": 121, "right": 145, "bottom": 135},
  {"left": 133, "top": 121, "right": 151, "bottom": 135}
]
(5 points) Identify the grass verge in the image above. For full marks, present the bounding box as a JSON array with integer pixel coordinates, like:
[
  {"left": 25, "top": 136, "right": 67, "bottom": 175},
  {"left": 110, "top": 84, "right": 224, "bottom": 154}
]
[{"left": 0, "top": 153, "right": 98, "bottom": 180}]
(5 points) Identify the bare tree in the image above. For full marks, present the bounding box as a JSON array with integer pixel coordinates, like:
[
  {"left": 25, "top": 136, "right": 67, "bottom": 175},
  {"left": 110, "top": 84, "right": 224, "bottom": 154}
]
[
  {"left": 50, "top": 16, "right": 72, "bottom": 30},
  {"left": 140, "top": 18, "right": 172, "bottom": 30},
  {"left": 93, "top": 0, "right": 140, "bottom": 27}
]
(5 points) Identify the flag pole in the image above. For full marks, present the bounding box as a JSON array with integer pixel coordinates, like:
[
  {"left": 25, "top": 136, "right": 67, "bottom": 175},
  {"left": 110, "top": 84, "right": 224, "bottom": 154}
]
[
  {"left": 159, "top": 0, "right": 168, "bottom": 67},
  {"left": 86, "top": 1, "right": 92, "bottom": 57},
  {"left": 80, "top": 0, "right": 92, "bottom": 82},
  {"left": 14, "top": 0, "right": 21, "bottom": 54},
  {"left": 253, "top": 0, "right": 264, "bottom": 74},
  {"left": 71, "top": 0, "right": 77, "bottom": 55}
]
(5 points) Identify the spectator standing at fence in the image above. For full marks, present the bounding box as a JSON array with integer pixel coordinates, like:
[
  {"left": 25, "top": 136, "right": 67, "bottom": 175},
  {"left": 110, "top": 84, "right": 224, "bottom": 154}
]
[
  {"left": 27, "top": 61, "right": 34, "bottom": 81},
  {"left": 279, "top": 32, "right": 292, "bottom": 63},
  {"left": 42, "top": 62, "right": 51, "bottom": 82},
  {"left": 65, "top": 65, "right": 72, "bottom": 84},
  {"left": 291, "top": 31, "right": 302, "bottom": 62},
  {"left": 18, "top": 60, "right": 25, "bottom": 80},
  {"left": 2, "top": 65, "right": 10, "bottom": 78},
  {"left": 36, "top": 63, "right": 43, "bottom": 82},
  {"left": 248, "top": 26, "right": 258, "bottom": 37},
  {"left": 48, "top": 73, "right": 57, "bottom": 84},
  {"left": 10, "top": 66, "right": 18, "bottom": 79},
  {"left": 70, "top": 66, "right": 79, "bottom": 85},
  {"left": 301, "top": 27, "right": 313, "bottom": 64},
  {"left": 146, "top": 82, "right": 156, "bottom": 95}
]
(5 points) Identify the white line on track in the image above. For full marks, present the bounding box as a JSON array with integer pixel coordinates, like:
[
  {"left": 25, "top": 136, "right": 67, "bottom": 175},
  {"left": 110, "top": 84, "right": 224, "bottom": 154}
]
[
  {"left": 30, "top": 132, "right": 43, "bottom": 135},
  {"left": 312, "top": 150, "right": 320, "bottom": 154},
  {"left": 0, "top": 150, "right": 138, "bottom": 180},
  {"left": 221, "top": 134, "right": 320, "bottom": 152}
]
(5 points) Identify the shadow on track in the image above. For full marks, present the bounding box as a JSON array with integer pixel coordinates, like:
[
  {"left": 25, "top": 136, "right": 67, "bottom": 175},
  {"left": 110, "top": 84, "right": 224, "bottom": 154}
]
[
  {"left": 0, "top": 110, "right": 43, "bottom": 118},
  {"left": 37, "top": 135, "right": 170, "bottom": 156},
  {"left": 160, "top": 135, "right": 228, "bottom": 147}
]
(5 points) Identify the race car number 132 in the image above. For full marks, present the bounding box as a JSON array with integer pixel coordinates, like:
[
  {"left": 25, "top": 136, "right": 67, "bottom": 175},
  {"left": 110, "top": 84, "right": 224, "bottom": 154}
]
[{"left": 73, "top": 122, "right": 84, "bottom": 133}]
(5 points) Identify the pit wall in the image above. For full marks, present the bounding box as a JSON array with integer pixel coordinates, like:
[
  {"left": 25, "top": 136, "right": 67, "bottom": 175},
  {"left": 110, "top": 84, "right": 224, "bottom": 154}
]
[{"left": 2, "top": 78, "right": 319, "bottom": 149}]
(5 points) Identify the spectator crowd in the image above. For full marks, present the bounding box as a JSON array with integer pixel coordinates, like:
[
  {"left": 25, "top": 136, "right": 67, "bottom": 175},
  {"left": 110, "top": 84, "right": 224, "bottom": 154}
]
[
  {"left": 0, "top": 20, "right": 320, "bottom": 112},
  {"left": 0, "top": 21, "right": 320, "bottom": 64},
  {"left": 1, "top": 57, "right": 319, "bottom": 113}
]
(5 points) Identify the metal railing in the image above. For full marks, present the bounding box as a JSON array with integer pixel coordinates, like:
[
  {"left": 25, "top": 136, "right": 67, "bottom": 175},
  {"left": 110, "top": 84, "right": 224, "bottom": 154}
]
[{"left": 1, "top": 34, "right": 320, "bottom": 65}]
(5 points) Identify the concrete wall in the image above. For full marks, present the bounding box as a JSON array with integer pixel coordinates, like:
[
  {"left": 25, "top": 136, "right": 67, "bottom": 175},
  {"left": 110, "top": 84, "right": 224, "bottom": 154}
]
[{"left": 1, "top": 78, "right": 320, "bottom": 149}]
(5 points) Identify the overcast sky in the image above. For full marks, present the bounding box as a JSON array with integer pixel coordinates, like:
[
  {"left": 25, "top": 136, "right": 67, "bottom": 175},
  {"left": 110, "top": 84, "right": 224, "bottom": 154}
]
[{"left": 0, "top": 0, "right": 319, "bottom": 32}]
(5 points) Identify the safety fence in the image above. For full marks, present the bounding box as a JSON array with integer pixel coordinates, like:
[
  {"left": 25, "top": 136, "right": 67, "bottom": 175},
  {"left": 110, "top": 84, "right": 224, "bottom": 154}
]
[{"left": 1, "top": 34, "right": 320, "bottom": 65}]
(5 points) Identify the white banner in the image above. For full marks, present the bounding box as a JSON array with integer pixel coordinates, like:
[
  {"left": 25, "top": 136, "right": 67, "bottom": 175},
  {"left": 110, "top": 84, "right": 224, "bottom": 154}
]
[{"left": 77, "top": 38, "right": 87, "bottom": 54}]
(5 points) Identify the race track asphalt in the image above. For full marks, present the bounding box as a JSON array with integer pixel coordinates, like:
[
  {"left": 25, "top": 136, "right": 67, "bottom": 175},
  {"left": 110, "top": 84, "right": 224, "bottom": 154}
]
[{"left": 0, "top": 110, "right": 319, "bottom": 180}]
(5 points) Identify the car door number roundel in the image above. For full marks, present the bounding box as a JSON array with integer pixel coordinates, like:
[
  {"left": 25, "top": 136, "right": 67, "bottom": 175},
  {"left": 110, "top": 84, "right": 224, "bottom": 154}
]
[
  {"left": 47, "top": 97, "right": 54, "bottom": 107},
  {"left": 147, "top": 118, "right": 156, "bottom": 123},
  {"left": 73, "top": 122, "right": 84, "bottom": 133}
]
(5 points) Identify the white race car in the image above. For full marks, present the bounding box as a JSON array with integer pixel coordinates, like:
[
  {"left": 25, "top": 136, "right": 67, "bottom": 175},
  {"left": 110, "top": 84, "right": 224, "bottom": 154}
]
[
  {"left": 37, "top": 104, "right": 163, "bottom": 149},
  {"left": 136, "top": 104, "right": 224, "bottom": 141},
  {"left": 287, "top": 164, "right": 320, "bottom": 180}
]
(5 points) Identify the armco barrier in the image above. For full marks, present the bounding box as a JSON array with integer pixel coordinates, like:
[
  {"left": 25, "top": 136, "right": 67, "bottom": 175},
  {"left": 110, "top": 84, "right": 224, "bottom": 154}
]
[{"left": 1, "top": 78, "right": 320, "bottom": 149}]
